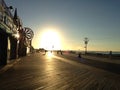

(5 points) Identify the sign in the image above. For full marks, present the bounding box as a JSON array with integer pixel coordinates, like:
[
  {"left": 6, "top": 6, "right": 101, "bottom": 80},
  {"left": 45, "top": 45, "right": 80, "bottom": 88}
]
[{"left": 0, "top": 0, "right": 17, "bottom": 34}]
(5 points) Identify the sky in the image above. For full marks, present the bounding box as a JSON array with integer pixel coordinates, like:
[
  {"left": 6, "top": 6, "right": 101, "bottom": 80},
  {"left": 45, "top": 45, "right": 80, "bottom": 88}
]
[{"left": 5, "top": 0, "right": 120, "bottom": 51}]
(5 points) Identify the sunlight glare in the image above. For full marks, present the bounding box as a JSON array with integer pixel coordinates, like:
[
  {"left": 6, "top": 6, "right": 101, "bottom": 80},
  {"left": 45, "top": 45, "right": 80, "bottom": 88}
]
[
  {"left": 13, "top": 33, "right": 20, "bottom": 39},
  {"left": 47, "top": 51, "right": 53, "bottom": 57},
  {"left": 40, "top": 29, "right": 61, "bottom": 50}
]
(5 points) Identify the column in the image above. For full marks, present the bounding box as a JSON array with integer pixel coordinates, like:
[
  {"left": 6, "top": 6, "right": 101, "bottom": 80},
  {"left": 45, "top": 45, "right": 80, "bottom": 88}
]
[{"left": 9, "top": 35, "right": 17, "bottom": 60}]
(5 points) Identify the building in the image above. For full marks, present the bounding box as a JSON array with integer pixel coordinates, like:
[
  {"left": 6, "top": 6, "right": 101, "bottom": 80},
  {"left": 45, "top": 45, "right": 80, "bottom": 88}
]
[
  {"left": 0, "top": 0, "right": 22, "bottom": 65},
  {"left": 0, "top": 0, "right": 34, "bottom": 66}
]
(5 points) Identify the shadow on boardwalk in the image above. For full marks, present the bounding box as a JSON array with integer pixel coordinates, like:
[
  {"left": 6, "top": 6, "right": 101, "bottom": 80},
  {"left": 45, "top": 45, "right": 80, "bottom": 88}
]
[
  {"left": 55, "top": 52, "right": 120, "bottom": 74},
  {"left": 0, "top": 53, "right": 120, "bottom": 90}
]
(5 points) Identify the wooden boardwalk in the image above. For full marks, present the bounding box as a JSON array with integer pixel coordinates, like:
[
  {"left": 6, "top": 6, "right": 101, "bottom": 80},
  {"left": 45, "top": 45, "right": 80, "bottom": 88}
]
[{"left": 0, "top": 53, "right": 120, "bottom": 90}]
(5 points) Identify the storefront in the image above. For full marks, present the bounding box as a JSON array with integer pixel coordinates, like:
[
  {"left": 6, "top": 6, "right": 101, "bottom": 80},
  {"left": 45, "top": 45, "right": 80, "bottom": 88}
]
[
  {"left": 0, "top": 0, "right": 18, "bottom": 65},
  {"left": 0, "top": 0, "right": 34, "bottom": 65}
]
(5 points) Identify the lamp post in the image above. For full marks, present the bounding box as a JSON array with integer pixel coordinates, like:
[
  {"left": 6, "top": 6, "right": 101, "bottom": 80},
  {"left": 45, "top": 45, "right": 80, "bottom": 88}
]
[{"left": 84, "top": 37, "right": 89, "bottom": 54}]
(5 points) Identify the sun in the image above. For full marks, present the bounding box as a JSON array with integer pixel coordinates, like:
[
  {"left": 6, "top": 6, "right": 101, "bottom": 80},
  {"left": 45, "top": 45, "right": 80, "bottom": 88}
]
[{"left": 40, "top": 30, "right": 61, "bottom": 50}]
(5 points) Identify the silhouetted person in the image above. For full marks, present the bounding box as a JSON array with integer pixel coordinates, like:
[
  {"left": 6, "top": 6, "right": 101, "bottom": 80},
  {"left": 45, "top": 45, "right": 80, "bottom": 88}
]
[
  {"left": 78, "top": 53, "right": 81, "bottom": 58},
  {"left": 109, "top": 51, "right": 112, "bottom": 59},
  {"left": 57, "top": 50, "right": 59, "bottom": 54},
  {"left": 44, "top": 50, "right": 47, "bottom": 55},
  {"left": 60, "top": 50, "right": 63, "bottom": 55}
]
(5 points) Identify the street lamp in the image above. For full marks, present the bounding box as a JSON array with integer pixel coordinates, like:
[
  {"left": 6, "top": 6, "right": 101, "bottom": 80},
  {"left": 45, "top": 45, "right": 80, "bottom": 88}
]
[{"left": 84, "top": 37, "right": 89, "bottom": 54}]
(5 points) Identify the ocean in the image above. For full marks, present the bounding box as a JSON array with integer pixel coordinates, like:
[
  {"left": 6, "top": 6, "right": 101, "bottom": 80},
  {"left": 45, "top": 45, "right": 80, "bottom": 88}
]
[
  {"left": 86, "top": 51, "right": 120, "bottom": 54},
  {"left": 72, "top": 50, "right": 120, "bottom": 55}
]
